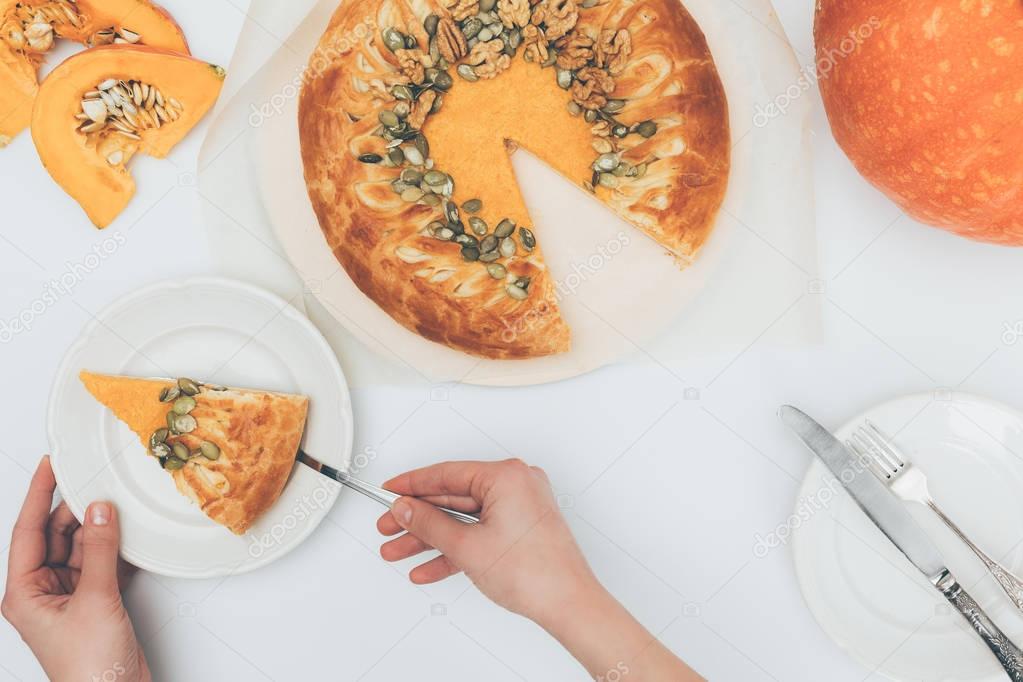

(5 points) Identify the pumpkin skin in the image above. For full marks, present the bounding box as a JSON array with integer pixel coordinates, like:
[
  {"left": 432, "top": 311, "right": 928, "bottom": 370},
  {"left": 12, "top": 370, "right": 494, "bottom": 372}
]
[
  {"left": 815, "top": 0, "right": 1023, "bottom": 245},
  {"left": 32, "top": 45, "right": 224, "bottom": 227},
  {"left": 0, "top": 0, "right": 189, "bottom": 146}
]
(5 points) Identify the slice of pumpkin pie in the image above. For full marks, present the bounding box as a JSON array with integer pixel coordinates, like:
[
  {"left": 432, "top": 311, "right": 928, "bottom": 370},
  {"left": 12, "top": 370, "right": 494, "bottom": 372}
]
[{"left": 80, "top": 371, "right": 308, "bottom": 535}]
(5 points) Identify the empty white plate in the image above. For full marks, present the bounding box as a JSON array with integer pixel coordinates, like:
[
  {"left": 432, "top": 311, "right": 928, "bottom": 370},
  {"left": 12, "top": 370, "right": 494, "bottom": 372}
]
[
  {"left": 791, "top": 393, "right": 1023, "bottom": 682},
  {"left": 47, "top": 277, "right": 353, "bottom": 578}
]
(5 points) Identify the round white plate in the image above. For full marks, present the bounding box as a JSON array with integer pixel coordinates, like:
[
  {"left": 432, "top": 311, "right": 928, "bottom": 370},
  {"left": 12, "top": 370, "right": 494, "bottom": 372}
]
[
  {"left": 47, "top": 277, "right": 353, "bottom": 579},
  {"left": 792, "top": 393, "right": 1023, "bottom": 682}
]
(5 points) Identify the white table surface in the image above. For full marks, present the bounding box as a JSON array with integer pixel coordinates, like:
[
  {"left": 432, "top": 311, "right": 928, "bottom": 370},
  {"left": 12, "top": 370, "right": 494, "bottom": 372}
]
[{"left": 3, "top": 1, "right": 1023, "bottom": 680}]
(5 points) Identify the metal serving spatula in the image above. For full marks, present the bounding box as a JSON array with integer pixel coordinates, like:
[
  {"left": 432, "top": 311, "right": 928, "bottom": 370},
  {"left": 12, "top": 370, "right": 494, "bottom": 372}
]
[{"left": 296, "top": 450, "right": 479, "bottom": 524}]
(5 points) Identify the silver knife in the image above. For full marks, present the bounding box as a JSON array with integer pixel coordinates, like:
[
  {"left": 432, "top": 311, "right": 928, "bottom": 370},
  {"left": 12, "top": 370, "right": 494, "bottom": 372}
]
[
  {"left": 296, "top": 450, "right": 479, "bottom": 524},
  {"left": 779, "top": 405, "right": 1023, "bottom": 681}
]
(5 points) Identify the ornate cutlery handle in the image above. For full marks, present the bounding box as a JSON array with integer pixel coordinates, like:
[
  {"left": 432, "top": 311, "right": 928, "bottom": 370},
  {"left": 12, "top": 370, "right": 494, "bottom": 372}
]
[
  {"left": 928, "top": 501, "right": 1023, "bottom": 612},
  {"left": 936, "top": 571, "right": 1023, "bottom": 681}
]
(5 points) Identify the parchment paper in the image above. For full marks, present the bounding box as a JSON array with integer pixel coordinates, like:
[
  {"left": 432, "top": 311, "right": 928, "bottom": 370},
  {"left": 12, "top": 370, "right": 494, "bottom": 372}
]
[{"left": 200, "top": 0, "right": 818, "bottom": 387}]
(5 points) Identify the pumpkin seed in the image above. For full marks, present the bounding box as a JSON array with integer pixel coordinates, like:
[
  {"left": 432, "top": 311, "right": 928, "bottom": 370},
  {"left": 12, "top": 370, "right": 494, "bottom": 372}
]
[
  {"left": 487, "top": 263, "right": 507, "bottom": 279},
  {"left": 405, "top": 34, "right": 418, "bottom": 49},
  {"left": 445, "top": 202, "right": 460, "bottom": 224},
  {"left": 388, "top": 148, "right": 405, "bottom": 165},
  {"left": 430, "top": 93, "right": 444, "bottom": 114},
  {"left": 613, "top": 124, "right": 628, "bottom": 138},
  {"left": 477, "top": 27, "right": 494, "bottom": 41},
  {"left": 613, "top": 162, "right": 630, "bottom": 177},
  {"left": 479, "top": 250, "right": 501, "bottom": 262},
  {"left": 392, "top": 180, "right": 412, "bottom": 194},
  {"left": 505, "top": 284, "right": 528, "bottom": 300},
  {"left": 636, "top": 120, "right": 658, "bottom": 138},
  {"left": 150, "top": 428, "right": 169, "bottom": 448},
  {"left": 635, "top": 163, "right": 648, "bottom": 178},
  {"left": 401, "top": 187, "right": 425, "bottom": 202},
  {"left": 429, "top": 36, "right": 441, "bottom": 63},
  {"left": 449, "top": 219, "right": 465, "bottom": 235},
  {"left": 173, "top": 414, "right": 197, "bottom": 434},
  {"left": 433, "top": 226, "right": 455, "bottom": 240},
  {"left": 178, "top": 378, "right": 200, "bottom": 395},
  {"left": 455, "top": 233, "right": 479, "bottom": 247},
  {"left": 172, "top": 395, "right": 196, "bottom": 415},
  {"left": 461, "top": 17, "right": 482, "bottom": 40},
  {"left": 582, "top": 0, "right": 599, "bottom": 7},
  {"left": 424, "top": 13, "right": 440, "bottom": 36},
  {"left": 379, "top": 110, "right": 400, "bottom": 128},
  {"left": 598, "top": 172, "right": 619, "bottom": 188},
  {"left": 461, "top": 246, "right": 481, "bottom": 262},
  {"left": 603, "top": 99, "right": 626, "bottom": 113},
  {"left": 556, "top": 69, "right": 573, "bottom": 89},
  {"left": 403, "top": 146, "right": 425, "bottom": 166},
  {"left": 391, "top": 84, "right": 414, "bottom": 101},
  {"left": 82, "top": 98, "right": 107, "bottom": 123},
  {"left": 516, "top": 276, "right": 531, "bottom": 290},
  {"left": 358, "top": 153, "right": 383, "bottom": 164},
  {"left": 500, "top": 237, "right": 517, "bottom": 258},
  {"left": 151, "top": 443, "right": 170, "bottom": 459},
  {"left": 422, "top": 193, "right": 442, "bottom": 206},
  {"left": 480, "top": 235, "right": 499, "bottom": 253},
  {"left": 160, "top": 385, "right": 180, "bottom": 402},
  {"left": 567, "top": 101, "right": 582, "bottom": 117},
  {"left": 584, "top": 109, "right": 597, "bottom": 123},
  {"left": 595, "top": 153, "right": 620, "bottom": 171},
  {"left": 414, "top": 134, "right": 429, "bottom": 160},
  {"left": 393, "top": 101, "right": 411, "bottom": 118},
  {"left": 171, "top": 441, "right": 190, "bottom": 460},
  {"left": 163, "top": 456, "right": 185, "bottom": 471},
  {"left": 507, "top": 27, "right": 522, "bottom": 49},
  {"left": 592, "top": 138, "right": 614, "bottom": 154},
  {"left": 469, "top": 216, "right": 488, "bottom": 235},
  {"left": 433, "top": 71, "right": 453, "bottom": 91},
  {"left": 383, "top": 27, "right": 405, "bottom": 51},
  {"left": 199, "top": 441, "right": 221, "bottom": 460},
  {"left": 462, "top": 198, "right": 483, "bottom": 213},
  {"left": 98, "top": 78, "right": 117, "bottom": 91},
  {"left": 541, "top": 50, "right": 557, "bottom": 68},
  {"left": 494, "top": 218, "right": 515, "bottom": 238},
  {"left": 457, "top": 64, "right": 479, "bottom": 82},
  {"left": 480, "top": 0, "right": 496, "bottom": 11},
  {"left": 167, "top": 411, "right": 178, "bottom": 433},
  {"left": 424, "top": 170, "right": 447, "bottom": 186},
  {"left": 519, "top": 227, "right": 536, "bottom": 250}
]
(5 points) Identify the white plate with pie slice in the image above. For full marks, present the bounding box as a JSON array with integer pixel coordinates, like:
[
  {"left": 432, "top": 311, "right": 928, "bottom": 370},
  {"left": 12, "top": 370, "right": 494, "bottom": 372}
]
[
  {"left": 791, "top": 393, "right": 1023, "bottom": 682},
  {"left": 47, "top": 277, "right": 353, "bottom": 578}
]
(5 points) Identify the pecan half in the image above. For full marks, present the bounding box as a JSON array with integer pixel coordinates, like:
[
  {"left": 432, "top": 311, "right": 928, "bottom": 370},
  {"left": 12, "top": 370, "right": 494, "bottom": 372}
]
[{"left": 435, "top": 16, "right": 468, "bottom": 62}]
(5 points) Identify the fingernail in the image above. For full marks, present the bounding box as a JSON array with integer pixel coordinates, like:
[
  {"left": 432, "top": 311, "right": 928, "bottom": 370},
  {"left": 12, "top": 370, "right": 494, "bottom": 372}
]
[
  {"left": 89, "top": 502, "right": 110, "bottom": 527},
  {"left": 393, "top": 500, "right": 412, "bottom": 527}
]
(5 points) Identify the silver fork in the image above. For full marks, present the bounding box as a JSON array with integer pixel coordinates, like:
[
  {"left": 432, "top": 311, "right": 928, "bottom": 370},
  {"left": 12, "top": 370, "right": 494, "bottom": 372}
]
[{"left": 847, "top": 420, "right": 1023, "bottom": 613}]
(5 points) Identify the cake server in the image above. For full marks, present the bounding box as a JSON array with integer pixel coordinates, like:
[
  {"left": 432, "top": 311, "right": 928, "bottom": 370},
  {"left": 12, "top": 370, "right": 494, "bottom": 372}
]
[
  {"left": 779, "top": 405, "right": 1023, "bottom": 681},
  {"left": 296, "top": 450, "right": 479, "bottom": 524}
]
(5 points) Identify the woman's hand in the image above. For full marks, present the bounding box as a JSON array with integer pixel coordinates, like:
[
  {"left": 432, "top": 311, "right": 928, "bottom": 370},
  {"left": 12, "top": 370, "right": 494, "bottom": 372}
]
[
  {"left": 2, "top": 457, "right": 150, "bottom": 682},
  {"left": 378, "top": 459, "right": 703, "bottom": 681},
  {"left": 377, "top": 458, "right": 599, "bottom": 624}
]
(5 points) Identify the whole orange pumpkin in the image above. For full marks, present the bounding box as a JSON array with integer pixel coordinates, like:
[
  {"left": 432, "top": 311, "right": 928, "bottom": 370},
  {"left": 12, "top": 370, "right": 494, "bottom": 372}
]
[{"left": 815, "top": 0, "right": 1023, "bottom": 245}]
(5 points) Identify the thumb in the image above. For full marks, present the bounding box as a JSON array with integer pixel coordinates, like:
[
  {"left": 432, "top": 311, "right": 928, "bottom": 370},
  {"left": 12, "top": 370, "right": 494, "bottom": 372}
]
[
  {"left": 76, "top": 502, "right": 122, "bottom": 601},
  {"left": 392, "top": 497, "right": 469, "bottom": 560}
]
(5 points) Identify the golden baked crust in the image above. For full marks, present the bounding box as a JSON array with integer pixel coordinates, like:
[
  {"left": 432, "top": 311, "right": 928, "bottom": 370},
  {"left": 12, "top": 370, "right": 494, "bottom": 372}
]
[
  {"left": 80, "top": 371, "right": 308, "bottom": 535},
  {"left": 299, "top": 0, "right": 729, "bottom": 359}
]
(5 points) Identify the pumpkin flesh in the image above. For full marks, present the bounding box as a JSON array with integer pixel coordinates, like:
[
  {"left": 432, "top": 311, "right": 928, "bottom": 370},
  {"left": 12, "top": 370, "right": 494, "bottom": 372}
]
[
  {"left": 32, "top": 45, "right": 224, "bottom": 227},
  {"left": 0, "top": 0, "right": 188, "bottom": 145}
]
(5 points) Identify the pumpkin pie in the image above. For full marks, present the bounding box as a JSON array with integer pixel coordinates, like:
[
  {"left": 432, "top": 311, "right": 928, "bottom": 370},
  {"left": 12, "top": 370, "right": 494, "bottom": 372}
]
[
  {"left": 80, "top": 371, "right": 308, "bottom": 535},
  {"left": 300, "top": 0, "right": 729, "bottom": 359}
]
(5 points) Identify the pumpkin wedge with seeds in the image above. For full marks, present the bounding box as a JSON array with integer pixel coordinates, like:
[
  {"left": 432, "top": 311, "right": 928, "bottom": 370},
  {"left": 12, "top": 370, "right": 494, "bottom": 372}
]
[
  {"left": 79, "top": 371, "right": 309, "bottom": 535},
  {"left": 300, "top": 0, "right": 729, "bottom": 359},
  {"left": 0, "top": 0, "right": 189, "bottom": 147},
  {"left": 31, "top": 44, "right": 224, "bottom": 227}
]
